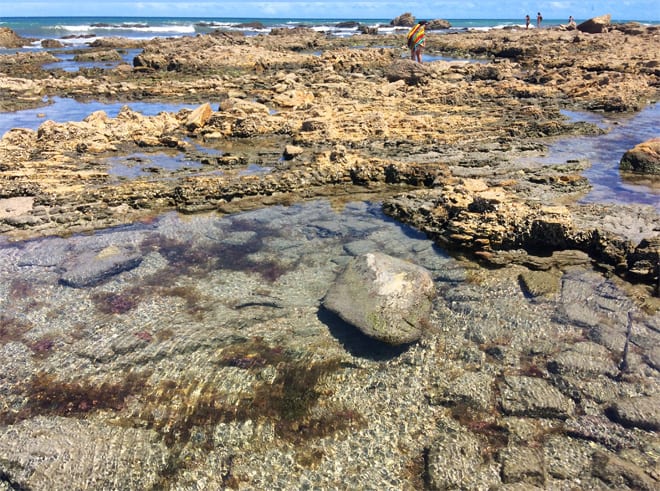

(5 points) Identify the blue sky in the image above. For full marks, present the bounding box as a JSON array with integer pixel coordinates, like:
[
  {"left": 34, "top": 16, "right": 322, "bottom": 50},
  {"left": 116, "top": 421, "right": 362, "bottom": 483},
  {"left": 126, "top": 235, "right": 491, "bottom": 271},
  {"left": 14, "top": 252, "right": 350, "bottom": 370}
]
[{"left": 2, "top": 1, "right": 658, "bottom": 21}]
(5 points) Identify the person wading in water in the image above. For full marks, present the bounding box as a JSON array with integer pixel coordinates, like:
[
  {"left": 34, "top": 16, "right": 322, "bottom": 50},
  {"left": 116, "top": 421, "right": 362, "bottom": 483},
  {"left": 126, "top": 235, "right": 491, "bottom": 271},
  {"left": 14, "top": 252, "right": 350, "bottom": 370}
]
[{"left": 407, "top": 20, "right": 427, "bottom": 63}]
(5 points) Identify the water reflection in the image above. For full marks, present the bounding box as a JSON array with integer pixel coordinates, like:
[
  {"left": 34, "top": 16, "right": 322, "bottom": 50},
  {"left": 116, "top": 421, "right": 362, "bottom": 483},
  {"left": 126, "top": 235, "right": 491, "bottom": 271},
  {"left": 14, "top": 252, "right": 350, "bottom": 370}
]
[
  {"left": 106, "top": 152, "right": 204, "bottom": 178},
  {"left": 42, "top": 48, "right": 142, "bottom": 71},
  {"left": 0, "top": 96, "right": 211, "bottom": 137},
  {"left": 556, "top": 103, "right": 659, "bottom": 209}
]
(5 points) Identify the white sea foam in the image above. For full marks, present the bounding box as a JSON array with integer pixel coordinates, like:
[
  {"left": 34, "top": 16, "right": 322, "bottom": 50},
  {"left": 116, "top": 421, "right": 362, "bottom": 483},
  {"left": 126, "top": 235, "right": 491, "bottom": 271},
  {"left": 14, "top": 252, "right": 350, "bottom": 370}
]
[{"left": 54, "top": 23, "right": 196, "bottom": 34}]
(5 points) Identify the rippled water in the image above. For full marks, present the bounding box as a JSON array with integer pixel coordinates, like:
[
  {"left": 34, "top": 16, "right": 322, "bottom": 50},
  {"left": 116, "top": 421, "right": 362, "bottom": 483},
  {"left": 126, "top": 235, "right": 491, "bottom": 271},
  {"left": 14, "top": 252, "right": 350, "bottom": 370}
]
[
  {"left": 0, "top": 201, "right": 459, "bottom": 488},
  {"left": 42, "top": 47, "right": 142, "bottom": 71},
  {"left": 0, "top": 201, "right": 452, "bottom": 375},
  {"left": 1, "top": 92, "right": 658, "bottom": 484}
]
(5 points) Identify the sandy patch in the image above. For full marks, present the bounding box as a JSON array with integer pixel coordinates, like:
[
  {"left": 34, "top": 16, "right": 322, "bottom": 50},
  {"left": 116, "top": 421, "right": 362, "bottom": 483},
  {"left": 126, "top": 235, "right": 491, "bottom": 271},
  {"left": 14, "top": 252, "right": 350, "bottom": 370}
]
[{"left": 0, "top": 197, "right": 34, "bottom": 218}]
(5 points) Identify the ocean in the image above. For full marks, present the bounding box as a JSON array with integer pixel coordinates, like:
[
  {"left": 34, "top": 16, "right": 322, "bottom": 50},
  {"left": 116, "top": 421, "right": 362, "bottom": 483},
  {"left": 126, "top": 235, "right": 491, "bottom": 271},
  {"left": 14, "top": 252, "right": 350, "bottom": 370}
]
[{"left": 3, "top": 16, "right": 659, "bottom": 47}]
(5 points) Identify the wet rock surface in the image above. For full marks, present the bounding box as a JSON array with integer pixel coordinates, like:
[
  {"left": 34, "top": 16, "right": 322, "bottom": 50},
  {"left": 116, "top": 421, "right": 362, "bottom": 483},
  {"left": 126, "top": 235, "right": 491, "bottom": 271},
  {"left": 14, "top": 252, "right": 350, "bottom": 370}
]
[
  {"left": 322, "top": 251, "right": 435, "bottom": 344},
  {"left": 59, "top": 244, "right": 143, "bottom": 288},
  {"left": 0, "top": 22, "right": 659, "bottom": 490},
  {"left": 621, "top": 137, "right": 660, "bottom": 175}
]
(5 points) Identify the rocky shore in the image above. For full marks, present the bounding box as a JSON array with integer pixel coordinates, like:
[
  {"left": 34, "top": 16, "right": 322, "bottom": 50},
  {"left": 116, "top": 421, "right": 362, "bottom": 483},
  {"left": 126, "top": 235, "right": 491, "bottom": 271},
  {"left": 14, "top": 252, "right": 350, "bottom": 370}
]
[
  {"left": 0, "top": 17, "right": 659, "bottom": 490},
  {"left": 1, "top": 22, "right": 658, "bottom": 291}
]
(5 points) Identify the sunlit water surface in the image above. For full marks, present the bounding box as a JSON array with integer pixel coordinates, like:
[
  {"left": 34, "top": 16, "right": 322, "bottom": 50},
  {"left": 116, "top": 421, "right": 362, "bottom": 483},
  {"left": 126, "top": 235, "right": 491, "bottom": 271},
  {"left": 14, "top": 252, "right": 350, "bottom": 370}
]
[
  {"left": 549, "top": 103, "right": 659, "bottom": 209},
  {"left": 0, "top": 92, "right": 658, "bottom": 487}
]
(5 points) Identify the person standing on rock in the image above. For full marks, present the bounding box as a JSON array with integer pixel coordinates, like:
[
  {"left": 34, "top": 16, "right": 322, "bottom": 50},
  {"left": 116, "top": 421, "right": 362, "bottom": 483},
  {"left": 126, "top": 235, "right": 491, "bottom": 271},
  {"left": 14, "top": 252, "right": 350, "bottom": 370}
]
[
  {"left": 407, "top": 20, "right": 427, "bottom": 63},
  {"left": 537, "top": 12, "right": 543, "bottom": 29},
  {"left": 525, "top": 15, "right": 531, "bottom": 29}
]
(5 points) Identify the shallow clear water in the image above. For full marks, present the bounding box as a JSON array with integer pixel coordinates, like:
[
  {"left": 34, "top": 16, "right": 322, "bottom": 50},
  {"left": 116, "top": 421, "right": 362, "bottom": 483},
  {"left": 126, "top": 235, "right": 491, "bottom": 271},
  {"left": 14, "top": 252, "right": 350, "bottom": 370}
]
[
  {"left": 555, "top": 104, "right": 659, "bottom": 209},
  {"left": 2, "top": 195, "right": 655, "bottom": 488},
  {"left": 0, "top": 96, "right": 210, "bottom": 137},
  {"left": 41, "top": 47, "right": 142, "bottom": 72},
  {"left": 106, "top": 152, "right": 205, "bottom": 179},
  {"left": 0, "top": 199, "right": 457, "bottom": 485}
]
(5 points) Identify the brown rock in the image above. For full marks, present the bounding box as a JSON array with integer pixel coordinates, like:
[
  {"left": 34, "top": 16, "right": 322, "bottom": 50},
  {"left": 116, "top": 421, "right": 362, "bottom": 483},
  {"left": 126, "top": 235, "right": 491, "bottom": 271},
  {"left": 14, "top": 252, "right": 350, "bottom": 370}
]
[
  {"left": 0, "top": 27, "right": 28, "bottom": 48},
  {"left": 73, "top": 50, "right": 122, "bottom": 62},
  {"left": 185, "top": 103, "right": 213, "bottom": 130},
  {"left": 620, "top": 137, "right": 660, "bottom": 175},
  {"left": 385, "top": 59, "right": 430, "bottom": 85},
  {"left": 41, "top": 39, "right": 64, "bottom": 48},
  {"left": 577, "top": 14, "right": 612, "bottom": 34},
  {"left": 282, "top": 145, "right": 303, "bottom": 160},
  {"left": 390, "top": 13, "right": 415, "bottom": 27},
  {"left": 272, "top": 89, "right": 314, "bottom": 109},
  {"left": 427, "top": 19, "right": 452, "bottom": 30},
  {"left": 627, "top": 236, "right": 660, "bottom": 291}
]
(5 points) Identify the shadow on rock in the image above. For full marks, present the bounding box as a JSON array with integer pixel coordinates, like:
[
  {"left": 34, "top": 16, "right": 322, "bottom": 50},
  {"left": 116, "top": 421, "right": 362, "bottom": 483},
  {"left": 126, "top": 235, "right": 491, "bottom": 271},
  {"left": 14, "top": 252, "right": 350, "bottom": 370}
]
[{"left": 318, "top": 306, "right": 413, "bottom": 360}]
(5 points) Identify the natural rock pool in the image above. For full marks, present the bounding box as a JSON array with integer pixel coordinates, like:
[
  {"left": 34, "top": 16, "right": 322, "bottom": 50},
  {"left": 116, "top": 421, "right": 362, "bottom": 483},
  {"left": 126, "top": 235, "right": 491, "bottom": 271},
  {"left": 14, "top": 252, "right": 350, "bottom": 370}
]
[
  {"left": 0, "top": 99, "right": 658, "bottom": 489},
  {"left": 539, "top": 103, "right": 659, "bottom": 209},
  {"left": 1, "top": 195, "right": 658, "bottom": 489}
]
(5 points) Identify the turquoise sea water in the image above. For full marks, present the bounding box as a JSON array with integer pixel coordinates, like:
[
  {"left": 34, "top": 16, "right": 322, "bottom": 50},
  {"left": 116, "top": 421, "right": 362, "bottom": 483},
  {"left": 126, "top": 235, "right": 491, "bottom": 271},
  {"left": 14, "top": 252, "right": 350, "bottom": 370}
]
[{"left": 2, "top": 16, "right": 659, "bottom": 45}]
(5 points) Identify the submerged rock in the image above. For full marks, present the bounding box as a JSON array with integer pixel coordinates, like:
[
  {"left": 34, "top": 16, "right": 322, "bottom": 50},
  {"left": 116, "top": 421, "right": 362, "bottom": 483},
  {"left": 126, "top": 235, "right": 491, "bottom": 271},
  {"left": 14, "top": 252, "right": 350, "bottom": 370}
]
[
  {"left": 426, "top": 425, "right": 501, "bottom": 490},
  {"left": 0, "top": 27, "right": 28, "bottom": 48},
  {"left": 0, "top": 416, "right": 169, "bottom": 490},
  {"left": 59, "top": 244, "right": 143, "bottom": 288},
  {"left": 499, "top": 375, "right": 575, "bottom": 419},
  {"left": 578, "top": 14, "right": 612, "bottom": 34},
  {"left": 606, "top": 394, "right": 660, "bottom": 431},
  {"left": 322, "top": 252, "right": 434, "bottom": 344}
]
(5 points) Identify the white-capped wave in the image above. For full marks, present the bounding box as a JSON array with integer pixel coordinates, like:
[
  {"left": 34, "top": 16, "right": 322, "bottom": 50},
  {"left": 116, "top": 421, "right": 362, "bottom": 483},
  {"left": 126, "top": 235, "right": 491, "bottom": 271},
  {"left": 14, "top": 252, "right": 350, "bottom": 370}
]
[{"left": 53, "top": 23, "right": 195, "bottom": 34}]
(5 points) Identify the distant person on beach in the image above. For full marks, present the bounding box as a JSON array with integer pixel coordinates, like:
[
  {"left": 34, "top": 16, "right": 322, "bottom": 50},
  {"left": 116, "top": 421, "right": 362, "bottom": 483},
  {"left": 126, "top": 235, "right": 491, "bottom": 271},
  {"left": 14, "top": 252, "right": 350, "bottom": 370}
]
[
  {"left": 407, "top": 20, "right": 427, "bottom": 63},
  {"left": 568, "top": 16, "right": 576, "bottom": 27},
  {"left": 537, "top": 12, "right": 543, "bottom": 28},
  {"left": 525, "top": 15, "right": 531, "bottom": 29}
]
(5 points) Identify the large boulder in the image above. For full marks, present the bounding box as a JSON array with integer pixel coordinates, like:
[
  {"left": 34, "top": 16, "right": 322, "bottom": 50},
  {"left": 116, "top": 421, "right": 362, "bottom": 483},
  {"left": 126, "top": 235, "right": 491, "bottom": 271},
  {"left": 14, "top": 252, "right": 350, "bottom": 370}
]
[
  {"left": 322, "top": 252, "right": 435, "bottom": 345},
  {"left": 385, "top": 59, "right": 431, "bottom": 86},
  {"left": 620, "top": 137, "right": 660, "bottom": 175},
  {"left": 427, "top": 19, "right": 452, "bottom": 30},
  {"left": 390, "top": 13, "right": 416, "bottom": 27},
  {"left": 577, "top": 14, "right": 612, "bottom": 34},
  {"left": 0, "top": 27, "right": 28, "bottom": 48}
]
